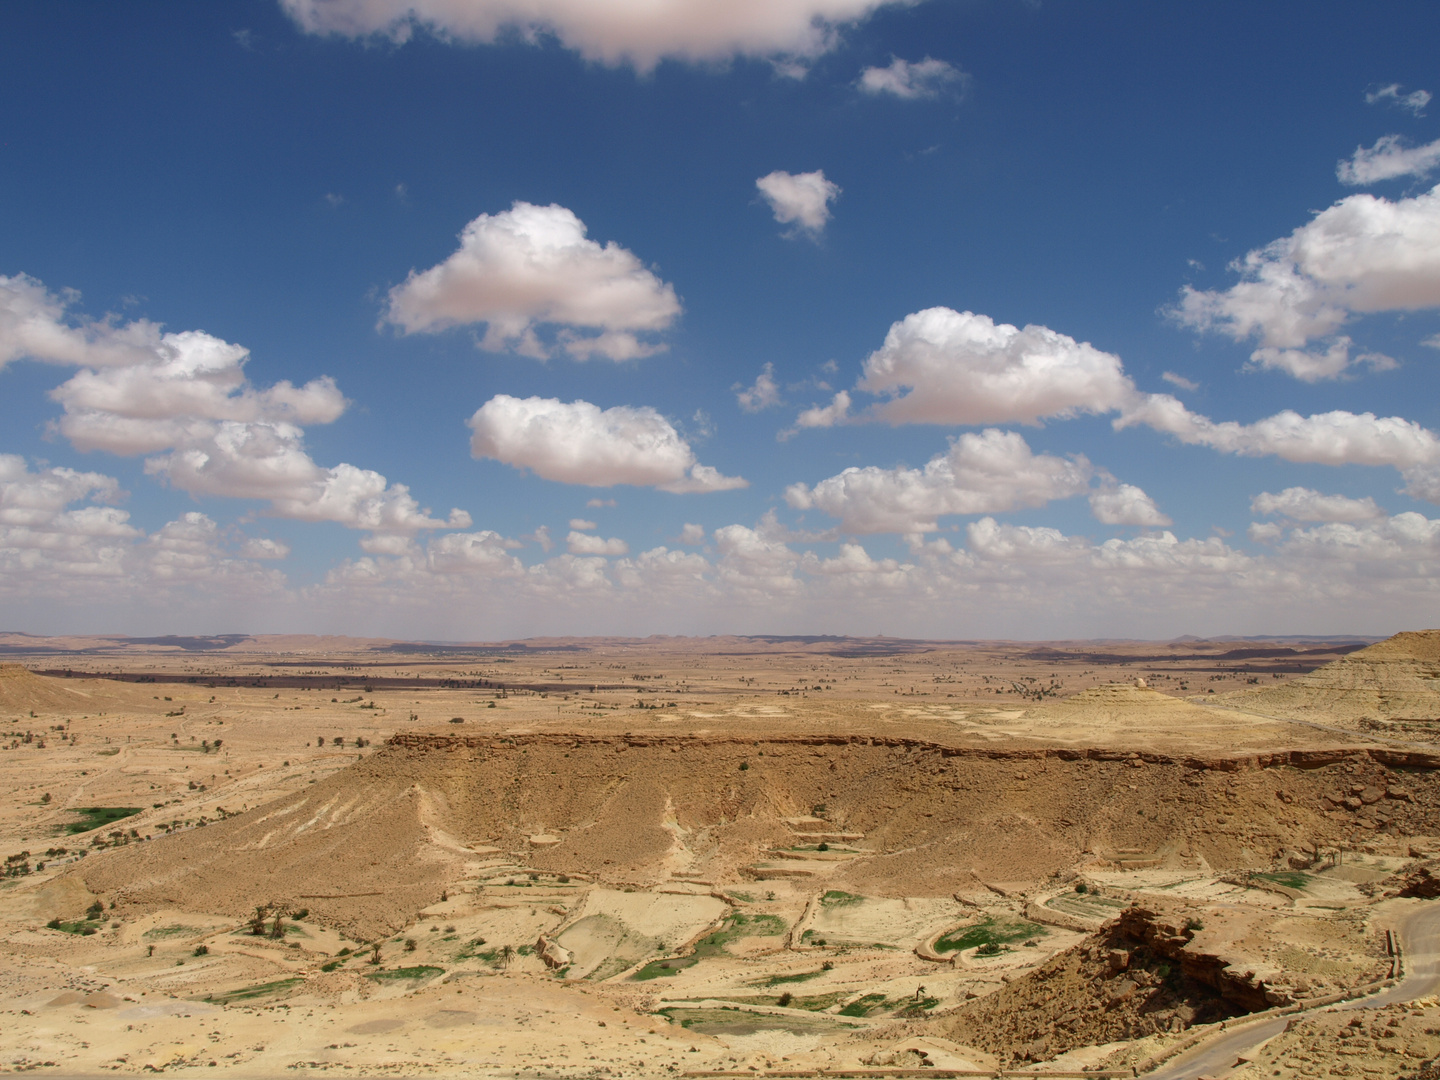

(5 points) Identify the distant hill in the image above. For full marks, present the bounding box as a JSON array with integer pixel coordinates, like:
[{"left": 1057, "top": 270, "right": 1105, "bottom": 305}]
[{"left": 1215, "top": 630, "right": 1440, "bottom": 732}]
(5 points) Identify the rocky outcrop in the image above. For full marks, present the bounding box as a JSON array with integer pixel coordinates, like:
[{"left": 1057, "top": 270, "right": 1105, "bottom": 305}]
[{"left": 945, "top": 906, "right": 1291, "bottom": 1064}]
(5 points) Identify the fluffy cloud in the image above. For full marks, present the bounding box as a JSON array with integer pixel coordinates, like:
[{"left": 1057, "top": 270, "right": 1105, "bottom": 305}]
[
  {"left": 427, "top": 530, "right": 525, "bottom": 576},
  {"left": 791, "top": 390, "right": 852, "bottom": 432},
  {"left": 1118, "top": 394, "right": 1440, "bottom": 469},
  {"left": 713, "top": 520, "right": 802, "bottom": 594},
  {"left": 785, "top": 429, "right": 1092, "bottom": 533},
  {"left": 567, "top": 530, "right": 629, "bottom": 556},
  {"left": 2, "top": 273, "right": 467, "bottom": 539},
  {"left": 280, "top": 0, "right": 906, "bottom": 70},
  {"left": 678, "top": 523, "right": 705, "bottom": 544},
  {"left": 0, "top": 456, "right": 287, "bottom": 603},
  {"left": 1173, "top": 184, "right": 1440, "bottom": 360},
  {"left": 1270, "top": 513, "right": 1440, "bottom": 562},
  {"left": 0, "top": 273, "right": 162, "bottom": 371},
  {"left": 858, "top": 56, "right": 965, "bottom": 99},
  {"left": 569, "top": 518, "right": 597, "bottom": 530},
  {"left": 849, "top": 308, "right": 1135, "bottom": 427},
  {"left": 384, "top": 202, "right": 680, "bottom": 361},
  {"left": 1337, "top": 134, "right": 1440, "bottom": 186},
  {"left": 1366, "top": 84, "right": 1431, "bottom": 115},
  {"left": 735, "top": 362, "right": 781, "bottom": 411},
  {"left": 50, "top": 328, "right": 345, "bottom": 457},
  {"left": 0, "top": 455, "right": 138, "bottom": 585},
  {"left": 756, "top": 170, "right": 840, "bottom": 237},
  {"left": 1250, "top": 487, "right": 1383, "bottom": 523},
  {"left": 468, "top": 394, "right": 747, "bottom": 493},
  {"left": 241, "top": 537, "right": 291, "bottom": 560},
  {"left": 1246, "top": 337, "right": 1396, "bottom": 383},
  {"left": 1120, "top": 394, "right": 1440, "bottom": 505},
  {"left": 1089, "top": 483, "right": 1171, "bottom": 527}
]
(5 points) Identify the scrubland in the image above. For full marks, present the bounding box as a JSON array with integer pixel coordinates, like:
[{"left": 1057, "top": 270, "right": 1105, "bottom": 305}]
[{"left": 0, "top": 630, "right": 1438, "bottom": 1078}]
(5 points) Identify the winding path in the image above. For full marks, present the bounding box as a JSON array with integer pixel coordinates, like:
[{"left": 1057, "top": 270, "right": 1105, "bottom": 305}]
[{"left": 1148, "top": 899, "right": 1440, "bottom": 1079}]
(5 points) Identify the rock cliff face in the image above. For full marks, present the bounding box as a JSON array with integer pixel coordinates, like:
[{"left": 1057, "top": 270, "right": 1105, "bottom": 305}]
[
  {"left": 71, "top": 732, "right": 1440, "bottom": 938},
  {"left": 1111, "top": 907, "right": 1288, "bottom": 1012},
  {"left": 945, "top": 906, "right": 1291, "bottom": 1063}
]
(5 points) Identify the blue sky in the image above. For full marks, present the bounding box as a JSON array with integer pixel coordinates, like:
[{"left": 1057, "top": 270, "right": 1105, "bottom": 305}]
[{"left": 2, "top": 0, "right": 1439, "bottom": 639}]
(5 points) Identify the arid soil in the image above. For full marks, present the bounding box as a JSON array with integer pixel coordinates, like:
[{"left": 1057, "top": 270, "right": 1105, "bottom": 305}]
[{"left": 0, "top": 631, "right": 1437, "bottom": 1078}]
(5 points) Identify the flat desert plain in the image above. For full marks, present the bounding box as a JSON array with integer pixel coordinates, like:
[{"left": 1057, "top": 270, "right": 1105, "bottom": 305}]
[{"left": 2, "top": 630, "right": 1440, "bottom": 1079}]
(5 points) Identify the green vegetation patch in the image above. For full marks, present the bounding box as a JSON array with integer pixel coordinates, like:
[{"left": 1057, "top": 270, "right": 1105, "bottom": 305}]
[
  {"left": 1256, "top": 871, "right": 1312, "bottom": 890},
  {"left": 723, "top": 911, "right": 786, "bottom": 937},
  {"left": 631, "top": 911, "right": 786, "bottom": 980},
  {"left": 366, "top": 965, "right": 445, "bottom": 982},
  {"left": 204, "top": 977, "right": 302, "bottom": 1004},
  {"left": 453, "top": 939, "right": 492, "bottom": 962},
  {"left": 632, "top": 954, "right": 700, "bottom": 980},
  {"left": 682, "top": 992, "right": 845, "bottom": 1012},
  {"left": 819, "top": 890, "right": 862, "bottom": 907},
  {"left": 63, "top": 807, "right": 142, "bottom": 835},
  {"left": 759, "top": 968, "right": 825, "bottom": 987},
  {"left": 47, "top": 917, "right": 101, "bottom": 935},
  {"left": 838, "top": 993, "right": 889, "bottom": 1017},
  {"left": 934, "top": 916, "right": 1045, "bottom": 954}
]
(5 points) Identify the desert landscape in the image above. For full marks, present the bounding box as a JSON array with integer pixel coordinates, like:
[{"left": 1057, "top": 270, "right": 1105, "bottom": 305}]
[{"left": 2, "top": 630, "right": 1440, "bottom": 1079}]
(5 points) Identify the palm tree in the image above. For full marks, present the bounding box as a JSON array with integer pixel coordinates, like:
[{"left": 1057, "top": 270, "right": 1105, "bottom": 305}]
[{"left": 500, "top": 944, "right": 516, "bottom": 970}]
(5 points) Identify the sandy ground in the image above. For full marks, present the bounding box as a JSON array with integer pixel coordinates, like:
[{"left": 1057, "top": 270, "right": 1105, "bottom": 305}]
[{"left": 0, "top": 632, "right": 1437, "bottom": 1077}]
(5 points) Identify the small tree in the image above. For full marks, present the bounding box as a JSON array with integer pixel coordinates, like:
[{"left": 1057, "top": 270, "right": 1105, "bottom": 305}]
[
  {"left": 500, "top": 944, "right": 516, "bottom": 969},
  {"left": 271, "top": 912, "right": 285, "bottom": 939},
  {"left": 250, "top": 904, "right": 269, "bottom": 936},
  {"left": 369, "top": 941, "right": 382, "bottom": 965},
  {"left": 404, "top": 938, "right": 417, "bottom": 953}
]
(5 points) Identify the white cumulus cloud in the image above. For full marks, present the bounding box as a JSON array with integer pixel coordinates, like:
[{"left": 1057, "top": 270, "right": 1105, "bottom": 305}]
[
  {"left": 1246, "top": 337, "right": 1397, "bottom": 383},
  {"left": 1337, "top": 134, "right": 1440, "bottom": 186},
  {"left": 428, "top": 530, "right": 525, "bottom": 576},
  {"left": 468, "top": 394, "right": 747, "bottom": 493},
  {"left": 241, "top": 537, "right": 291, "bottom": 560},
  {"left": 280, "top": 0, "right": 907, "bottom": 72},
  {"left": 1089, "top": 483, "right": 1171, "bottom": 527},
  {"left": 1250, "top": 487, "right": 1384, "bottom": 523},
  {"left": 756, "top": 170, "right": 840, "bottom": 237},
  {"left": 852, "top": 307, "right": 1135, "bottom": 426},
  {"left": 384, "top": 202, "right": 680, "bottom": 362},
  {"left": 1172, "top": 184, "right": 1440, "bottom": 366},
  {"left": 1, "top": 273, "right": 467, "bottom": 539},
  {"left": 567, "top": 530, "right": 629, "bottom": 556},
  {"left": 858, "top": 56, "right": 965, "bottom": 99},
  {"left": 678, "top": 523, "right": 705, "bottom": 545},
  {"left": 1118, "top": 394, "right": 1440, "bottom": 470},
  {"left": 735, "top": 362, "right": 782, "bottom": 411},
  {"left": 0, "top": 456, "right": 287, "bottom": 603},
  {"left": 785, "top": 429, "right": 1092, "bottom": 534}
]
